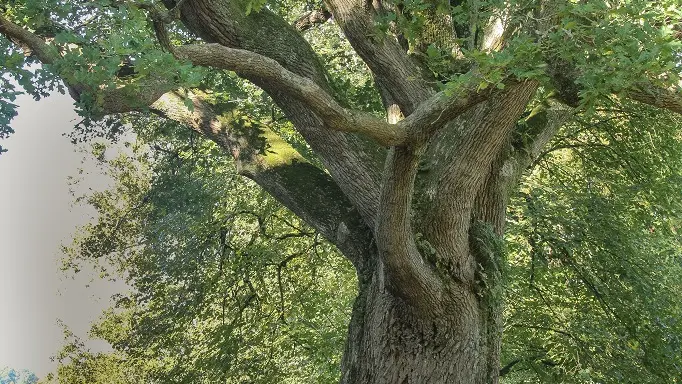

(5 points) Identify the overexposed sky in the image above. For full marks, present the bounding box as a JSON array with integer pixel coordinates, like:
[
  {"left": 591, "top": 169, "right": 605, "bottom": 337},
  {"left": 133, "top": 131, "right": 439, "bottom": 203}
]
[{"left": 0, "top": 91, "right": 125, "bottom": 378}]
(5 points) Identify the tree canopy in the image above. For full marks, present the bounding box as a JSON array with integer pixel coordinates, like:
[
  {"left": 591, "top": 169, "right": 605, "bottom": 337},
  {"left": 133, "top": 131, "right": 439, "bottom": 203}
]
[{"left": 2, "top": 0, "right": 682, "bottom": 382}]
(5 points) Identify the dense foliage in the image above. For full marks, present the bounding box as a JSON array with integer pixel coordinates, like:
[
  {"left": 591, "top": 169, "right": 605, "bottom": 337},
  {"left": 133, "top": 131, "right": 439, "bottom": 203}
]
[
  {"left": 48, "top": 117, "right": 356, "bottom": 383},
  {"left": 503, "top": 104, "right": 682, "bottom": 382},
  {"left": 39, "top": 103, "right": 682, "bottom": 383}
]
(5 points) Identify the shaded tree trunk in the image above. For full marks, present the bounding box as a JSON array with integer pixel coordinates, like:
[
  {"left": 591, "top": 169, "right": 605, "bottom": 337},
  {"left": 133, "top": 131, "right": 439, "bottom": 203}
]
[
  {"left": 341, "top": 267, "right": 503, "bottom": 383},
  {"left": 340, "top": 164, "right": 509, "bottom": 384}
]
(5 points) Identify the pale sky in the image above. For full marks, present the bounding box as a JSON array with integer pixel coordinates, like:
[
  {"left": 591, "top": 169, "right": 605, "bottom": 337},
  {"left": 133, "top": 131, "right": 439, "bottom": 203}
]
[{"left": 0, "top": 91, "right": 125, "bottom": 378}]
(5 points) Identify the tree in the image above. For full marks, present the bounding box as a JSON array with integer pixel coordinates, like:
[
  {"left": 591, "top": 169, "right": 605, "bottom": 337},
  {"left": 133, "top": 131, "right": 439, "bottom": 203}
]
[
  {"left": 38, "top": 324, "right": 146, "bottom": 384},
  {"left": 1, "top": 0, "right": 681, "bottom": 382},
  {"left": 0, "top": 367, "right": 38, "bottom": 384},
  {"left": 58, "top": 135, "right": 357, "bottom": 383}
]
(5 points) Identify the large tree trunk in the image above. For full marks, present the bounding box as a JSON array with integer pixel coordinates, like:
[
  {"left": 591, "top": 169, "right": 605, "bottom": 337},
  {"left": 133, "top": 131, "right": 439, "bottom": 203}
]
[
  {"left": 339, "top": 152, "right": 512, "bottom": 383},
  {"left": 341, "top": 210, "right": 506, "bottom": 384},
  {"left": 341, "top": 278, "right": 501, "bottom": 383}
]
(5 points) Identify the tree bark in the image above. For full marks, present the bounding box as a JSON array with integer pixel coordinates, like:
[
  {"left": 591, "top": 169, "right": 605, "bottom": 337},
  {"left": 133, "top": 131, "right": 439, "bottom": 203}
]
[
  {"left": 341, "top": 200, "right": 508, "bottom": 384},
  {"left": 342, "top": 278, "right": 486, "bottom": 383}
]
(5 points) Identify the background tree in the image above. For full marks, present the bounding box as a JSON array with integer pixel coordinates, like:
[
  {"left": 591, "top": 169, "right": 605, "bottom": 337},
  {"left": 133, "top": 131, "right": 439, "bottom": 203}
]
[
  {"left": 501, "top": 104, "right": 682, "bottom": 382},
  {"left": 2, "top": 0, "right": 682, "bottom": 382},
  {"left": 38, "top": 325, "right": 146, "bottom": 384},
  {"left": 1, "top": 367, "right": 38, "bottom": 384}
]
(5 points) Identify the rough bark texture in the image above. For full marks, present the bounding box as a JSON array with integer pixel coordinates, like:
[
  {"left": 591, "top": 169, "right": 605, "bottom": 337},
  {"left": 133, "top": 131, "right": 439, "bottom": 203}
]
[{"left": 3, "top": 0, "right": 679, "bottom": 382}]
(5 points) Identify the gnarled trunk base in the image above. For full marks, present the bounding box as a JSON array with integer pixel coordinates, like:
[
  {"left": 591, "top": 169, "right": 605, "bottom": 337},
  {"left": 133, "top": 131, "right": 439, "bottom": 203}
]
[{"left": 341, "top": 266, "right": 501, "bottom": 384}]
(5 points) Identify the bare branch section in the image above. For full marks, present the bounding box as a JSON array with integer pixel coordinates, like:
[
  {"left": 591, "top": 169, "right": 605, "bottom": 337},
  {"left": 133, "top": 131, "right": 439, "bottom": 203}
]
[
  {"left": 628, "top": 83, "right": 682, "bottom": 115},
  {"left": 438, "top": 82, "right": 538, "bottom": 204},
  {"left": 294, "top": 8, "right": 332, "bottom": 32},
  {"left": 173, "top": 44, "right": 403, "bottom": 145},
  {"left": 422, "top": 82, "right": 538, "bottom": 279},
  {"left": 376, "top": 146, "right": 444, "bottom": 309}
]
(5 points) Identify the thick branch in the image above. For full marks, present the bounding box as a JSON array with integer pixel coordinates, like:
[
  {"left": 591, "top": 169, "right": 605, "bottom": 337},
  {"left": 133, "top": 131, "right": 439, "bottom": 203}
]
[
  {"left": 437, "top": 82, "right": 538, "bottom": 207},
  {"left": 173, "top": 44, "right": 404, "bottom": 146},
  {"left": 294, "top": 9, "right": 332, "bottom": 32},
  {"left": 420, "top": 82, "right": 538, "bottom": 284},
  {"left": 149, "top": 91, "right": 373, "bottom": 271},
  {"left": 627, "top": 83, "right": 682, "bottom": 115},
  {"left": 0, "top": 13, "right": 373, "bottom": 270},
  {"left": 158, "top": 0, "right": 387, "bottom": 231},
  {"left": 0, "top": 14, "right": 60, "bottom": 64},
  {"left": 376, "top": 146, "right": 443, "bottom": 308}
]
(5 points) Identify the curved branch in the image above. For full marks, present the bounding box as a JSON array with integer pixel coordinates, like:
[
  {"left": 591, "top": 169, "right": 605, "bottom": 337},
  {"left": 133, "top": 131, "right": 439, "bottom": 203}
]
[
  {"left": 0, "top": 14, "right": 60, "bottom": 64},
  {"left": 175, "top": 44, "right": 497, "bottom": 148},
  {"left": 376, "top": 146, "right": 443, "bottom": 308},
  {"left": 627, "top": 83, "right": 682, "bottom": 115},
  {"left": 421, "top": 82, "right": 538, "bottom": 275},
  {"left": 437, "top": 82, "right": 538, "bottom": 206},
  {"left": 173, "top": 44, "right": 404, "bottom": 146},
  {"left": 162, "top": 0, "right": 386, "bottom": 229}
]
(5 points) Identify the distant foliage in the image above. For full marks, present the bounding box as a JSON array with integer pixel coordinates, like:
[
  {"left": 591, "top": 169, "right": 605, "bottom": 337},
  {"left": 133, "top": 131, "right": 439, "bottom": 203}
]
[
  {"left": 0, "top": 367, "right": 38, "bottom": 384},
  {"left": 56, "top": 117, "right": 355, "bottom": 383}
]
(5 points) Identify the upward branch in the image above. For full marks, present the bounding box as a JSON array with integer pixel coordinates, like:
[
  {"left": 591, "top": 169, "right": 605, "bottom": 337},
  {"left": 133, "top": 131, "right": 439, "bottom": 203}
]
[
  {"left": 174, "top": 43, "right": 500, "bottom": 147},
  {"left": 325, "top": 0, "right": 437, "bottom": 115},
  {"left": 376, "top": 146, "right": 444, "bottom": 309},
  {"left": 0, "top": 14, "right": 59, "bottom": 64},
  {"left": 173, "top": 44, "right": 404, "bottom": 146}
]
